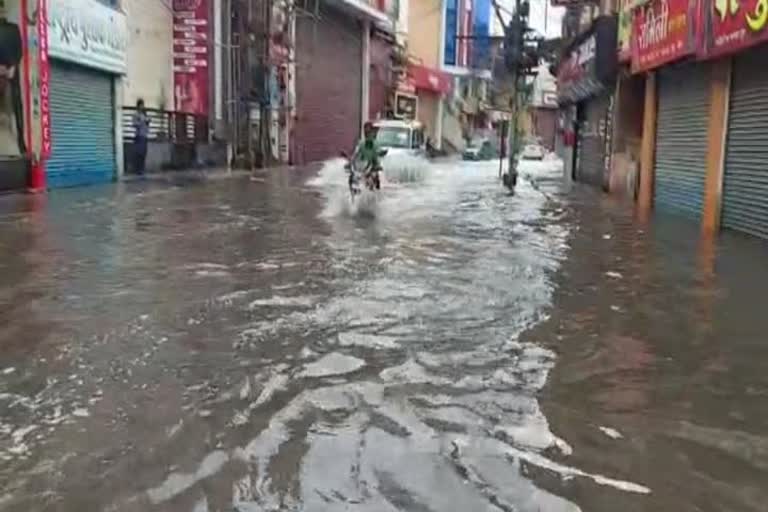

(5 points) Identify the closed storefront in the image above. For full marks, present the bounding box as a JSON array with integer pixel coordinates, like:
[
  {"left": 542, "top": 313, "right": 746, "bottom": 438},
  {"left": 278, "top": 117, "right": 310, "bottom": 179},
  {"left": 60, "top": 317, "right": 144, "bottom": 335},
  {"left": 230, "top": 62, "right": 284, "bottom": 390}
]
[
  {"left": 47, "top": 62, "right": 116, "bottom": 188},
  {"left": 575, "top": 94, "right": 613, "bottom": 188},
  {"left": 408, "top": 64, "right": 452, "bottom": 144},
  {"left": 556, "top": 15, "right": 618, "bottom": 189},
  {"left": 369, "top": 30, "right": 393, "bottom": 120},
  {"left": 294, "top": 4, "right": 362, "bottom": 164},
  {"left": 721, "top": 48, "right": 768, "bottom": 239},
  {"left": 47, "top": 0, "right": 127, "bottom": 188},
  {"left": 653, "top": 63, "right": 710, "bottom": 220}
]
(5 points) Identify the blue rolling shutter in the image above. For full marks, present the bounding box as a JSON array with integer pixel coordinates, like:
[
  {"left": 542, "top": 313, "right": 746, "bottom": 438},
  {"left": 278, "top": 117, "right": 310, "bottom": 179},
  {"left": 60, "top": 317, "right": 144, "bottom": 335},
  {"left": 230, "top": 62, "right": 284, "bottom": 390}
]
[
  {"left": 654, "top": 63, "right": 710, "bottom": 220},
  {"left": 47, "top": 62, "right": 116, "bottom": 188}
]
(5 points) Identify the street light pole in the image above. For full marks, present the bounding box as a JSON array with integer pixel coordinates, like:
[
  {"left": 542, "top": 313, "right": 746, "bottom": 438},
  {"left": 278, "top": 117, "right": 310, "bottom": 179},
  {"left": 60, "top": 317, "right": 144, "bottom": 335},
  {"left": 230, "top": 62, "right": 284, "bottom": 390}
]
[{"left": 502, "top": 0, "right": 522, "bottom": 192}]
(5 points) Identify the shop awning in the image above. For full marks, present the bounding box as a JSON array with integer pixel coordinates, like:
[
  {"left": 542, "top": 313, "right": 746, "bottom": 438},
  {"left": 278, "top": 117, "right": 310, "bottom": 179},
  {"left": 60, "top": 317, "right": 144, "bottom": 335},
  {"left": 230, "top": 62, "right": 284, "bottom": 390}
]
[
  {"left": 408, "top": 64, "right": 453, "bottom": 95},
  {"left": 327, "top": 0, "right": 393, "bottom": 31}
]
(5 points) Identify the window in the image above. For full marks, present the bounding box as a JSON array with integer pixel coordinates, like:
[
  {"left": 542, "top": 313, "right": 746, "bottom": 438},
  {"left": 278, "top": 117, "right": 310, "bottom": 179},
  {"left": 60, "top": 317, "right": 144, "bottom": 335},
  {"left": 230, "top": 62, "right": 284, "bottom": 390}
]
[
  {"left": 444, "top": 0, "right": 458, "bottom": 66},
  {"left": 412, "top": 129, "right": 424, "bottom": 148},
  {"left": 376, "top": 127, "right": 411, "bottom": 148}
]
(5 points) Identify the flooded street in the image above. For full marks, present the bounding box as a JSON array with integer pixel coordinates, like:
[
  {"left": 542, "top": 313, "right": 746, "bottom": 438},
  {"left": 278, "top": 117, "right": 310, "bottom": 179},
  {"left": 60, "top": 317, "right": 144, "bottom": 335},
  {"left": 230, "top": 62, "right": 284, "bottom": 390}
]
[{"left": 1, "top": 159, "right": 767, "bottom": 511}]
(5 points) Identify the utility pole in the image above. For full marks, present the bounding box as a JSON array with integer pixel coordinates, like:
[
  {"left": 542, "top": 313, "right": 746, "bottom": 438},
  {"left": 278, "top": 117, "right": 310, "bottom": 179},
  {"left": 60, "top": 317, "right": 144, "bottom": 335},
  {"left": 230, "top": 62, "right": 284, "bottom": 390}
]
[
  {"left": 506, "top": 0, "right": 521, "bottom": 192},
  {"left": 494, "top": 0, "right": 538, "bottom": 192}
]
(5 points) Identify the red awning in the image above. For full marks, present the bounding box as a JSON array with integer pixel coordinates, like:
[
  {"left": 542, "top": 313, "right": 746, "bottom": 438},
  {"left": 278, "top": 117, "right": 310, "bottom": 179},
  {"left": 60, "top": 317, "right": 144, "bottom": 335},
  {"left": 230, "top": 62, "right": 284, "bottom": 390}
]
[{"left": 408, "top": 64, "right": 452, "bottom": 95}]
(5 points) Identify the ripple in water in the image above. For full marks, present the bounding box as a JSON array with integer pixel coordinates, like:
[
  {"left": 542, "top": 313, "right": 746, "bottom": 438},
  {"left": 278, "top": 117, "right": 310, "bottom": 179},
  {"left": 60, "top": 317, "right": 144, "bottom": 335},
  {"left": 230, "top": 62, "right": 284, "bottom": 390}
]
[{"left": 128, "top": 159, "right": 649, "bottom": 510}]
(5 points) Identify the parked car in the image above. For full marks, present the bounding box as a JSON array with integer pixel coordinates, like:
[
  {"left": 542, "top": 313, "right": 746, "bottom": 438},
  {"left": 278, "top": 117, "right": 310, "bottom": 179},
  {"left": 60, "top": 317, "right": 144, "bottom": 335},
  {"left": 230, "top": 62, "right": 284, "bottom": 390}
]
[
  {"left": 462, "top": 138, "right": 498, "bottom": 161},
  {"left": 373, "top": 119, "right": 427, "bottom": 157},
  {"left": 520, "top": 144, "right": 546, "bottom": 161}
]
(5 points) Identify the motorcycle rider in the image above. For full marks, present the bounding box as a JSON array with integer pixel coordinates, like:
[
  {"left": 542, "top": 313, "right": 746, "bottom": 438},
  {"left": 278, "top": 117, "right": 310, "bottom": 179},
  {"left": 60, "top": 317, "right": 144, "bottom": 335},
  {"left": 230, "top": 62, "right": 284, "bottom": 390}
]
[{"left": 351, "top": 122, "right": 382, "bottom": 190}]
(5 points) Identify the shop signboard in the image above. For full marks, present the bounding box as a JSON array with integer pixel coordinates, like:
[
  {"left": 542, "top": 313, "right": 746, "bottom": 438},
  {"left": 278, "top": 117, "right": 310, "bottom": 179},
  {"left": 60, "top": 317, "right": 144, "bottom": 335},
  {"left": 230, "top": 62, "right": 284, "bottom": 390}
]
[
  {"left": 394, "top": 92, "right": 417, "bottom": 120},
  {"left": 705, "top": 0, "right": 768, "bottom": 56},
  {"left": 630, "top": 0, "right": 700, "bottom": 73},
  {"left": 556, "top": 16, "right": 618, "bottom": 104},
  {"left": 173, "top": 0, "right": 209, "bottom": 115},
  {"left": 47, "top": 0, "right": 128, "bottom": 74},
  {"left": 618, "top": 0, "right": 634, "bottom": 62}
]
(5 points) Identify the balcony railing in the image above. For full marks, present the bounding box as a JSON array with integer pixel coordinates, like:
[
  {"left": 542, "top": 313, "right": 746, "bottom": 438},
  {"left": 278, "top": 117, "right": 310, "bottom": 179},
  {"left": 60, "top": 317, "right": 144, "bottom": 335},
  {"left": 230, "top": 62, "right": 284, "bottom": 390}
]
[{"left": 121, "top": 107, "right": 208, "bottom": 144}]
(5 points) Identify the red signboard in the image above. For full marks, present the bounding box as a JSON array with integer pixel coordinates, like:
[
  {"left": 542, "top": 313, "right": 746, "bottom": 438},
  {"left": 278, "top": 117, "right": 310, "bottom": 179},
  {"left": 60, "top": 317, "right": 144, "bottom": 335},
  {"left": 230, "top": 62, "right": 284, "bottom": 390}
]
[
  {"left": 631, "top": 0, "right": 700, "bottom": 73},
  {"left": 39, "top": 0, "right": 51, "bottom": 159},
  {"left": 173, "top": 0, "right": 209, "bottom": 115},
  {"left": 706, "top": 0, "right": 768, "bottom": 57},
  {"left": 408, "top": 64, "right": 453, "bottom": 95}
]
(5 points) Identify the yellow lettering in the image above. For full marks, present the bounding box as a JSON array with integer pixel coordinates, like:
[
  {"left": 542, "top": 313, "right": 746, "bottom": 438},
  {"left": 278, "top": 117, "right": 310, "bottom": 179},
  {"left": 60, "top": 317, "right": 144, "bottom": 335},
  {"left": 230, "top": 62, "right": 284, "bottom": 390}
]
[
  {"left": 716, "top": 0, "right": 741, "bottom": 21},
  {"left": 747, "top": 0, "right": 768, "bottom": 31}
]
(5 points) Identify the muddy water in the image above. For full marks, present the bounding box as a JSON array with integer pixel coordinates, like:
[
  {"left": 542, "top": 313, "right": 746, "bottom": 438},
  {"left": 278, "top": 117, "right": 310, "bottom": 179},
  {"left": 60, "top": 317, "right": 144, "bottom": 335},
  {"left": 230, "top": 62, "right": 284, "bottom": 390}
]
[{"left": 0, "top": 161, "right": 766, "bottom": 511}]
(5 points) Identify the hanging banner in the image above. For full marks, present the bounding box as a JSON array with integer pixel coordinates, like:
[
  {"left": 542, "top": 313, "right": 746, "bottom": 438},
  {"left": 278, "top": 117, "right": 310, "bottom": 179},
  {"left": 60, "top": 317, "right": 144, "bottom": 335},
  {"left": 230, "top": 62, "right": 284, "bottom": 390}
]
[
  {"left": 706, "top": 0, "right": 768, "bottom": 57},
  {"left": 631, "top": 0, "right": 701, "bottom": 73},
  {"left": 173, "top": 0, "right": 209, "bottom": 115},
  {"left": 38, "top": 0, "right": 49, "bottom": 158}
]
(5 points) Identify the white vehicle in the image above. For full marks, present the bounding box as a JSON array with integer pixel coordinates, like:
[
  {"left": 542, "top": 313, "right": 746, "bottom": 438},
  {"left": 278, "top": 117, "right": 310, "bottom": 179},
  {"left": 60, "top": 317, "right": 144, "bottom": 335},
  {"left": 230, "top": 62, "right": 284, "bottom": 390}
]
[
  {"left": 372, "top": 119, "right": 427, "bottom": 156},
  {"left": 520, "top": 144, "right": 546, "bottom": 161}
]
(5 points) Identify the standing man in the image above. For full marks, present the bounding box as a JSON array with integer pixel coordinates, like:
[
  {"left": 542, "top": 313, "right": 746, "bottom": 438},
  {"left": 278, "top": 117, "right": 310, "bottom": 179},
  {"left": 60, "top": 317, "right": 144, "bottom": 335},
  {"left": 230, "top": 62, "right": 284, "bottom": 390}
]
[{"left": 132, "top": 99, "right": 150, "bottom": 175}]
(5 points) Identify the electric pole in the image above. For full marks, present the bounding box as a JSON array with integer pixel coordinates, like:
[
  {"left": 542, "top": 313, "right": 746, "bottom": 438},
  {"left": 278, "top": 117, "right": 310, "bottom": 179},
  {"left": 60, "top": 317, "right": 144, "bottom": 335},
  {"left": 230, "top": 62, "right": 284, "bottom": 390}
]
[{"left": 494, "top": 0, "right": 538, "bottom": 192}]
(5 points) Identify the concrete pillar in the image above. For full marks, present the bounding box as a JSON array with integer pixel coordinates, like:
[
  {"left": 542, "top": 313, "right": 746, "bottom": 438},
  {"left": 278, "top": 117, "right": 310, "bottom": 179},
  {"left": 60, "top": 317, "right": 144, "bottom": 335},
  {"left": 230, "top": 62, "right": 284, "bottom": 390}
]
[
  {"left": 435, "top": 95, "right": 444, "bottom": 150},
  {"left": 701, "top": 59, "right": 732, "bottom": 234},
  {"left": 214, "top": 0, "right": 223, "bottom": 124},
  {"left": 638, "top": 71, "right": 657, "bottom": 218},
  {"left": 361, "top": 19, "right": 371, "bottom": 132},
  {"left": 114, "top": 77, "right": 125, "bottom": 178}
]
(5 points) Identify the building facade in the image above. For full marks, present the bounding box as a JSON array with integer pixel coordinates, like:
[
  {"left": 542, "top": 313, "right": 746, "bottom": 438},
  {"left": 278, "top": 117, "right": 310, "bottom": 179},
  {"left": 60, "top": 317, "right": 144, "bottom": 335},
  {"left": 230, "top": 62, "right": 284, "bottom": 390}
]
[
  {"left": 556, "top": 12, "right": 618, "bottom": 189},
  {"left": 404, "top": 0, "right": 492, "bottom": 152},
  {"left": 46, "top": 0, "right": 128, "bottom": 188},
  {"left": 554, "top": 0, "right": 768, "bottom": 241},
  {"left": 631, "top": 0, "right": 768, "bottom": 239}
]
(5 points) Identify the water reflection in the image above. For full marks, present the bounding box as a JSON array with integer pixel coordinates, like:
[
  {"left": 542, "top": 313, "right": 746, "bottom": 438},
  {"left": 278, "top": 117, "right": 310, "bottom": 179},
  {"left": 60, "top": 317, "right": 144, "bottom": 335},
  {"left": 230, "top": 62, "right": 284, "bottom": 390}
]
[{"left": 1, "top": 162, "right": 766, "bottom": 511}]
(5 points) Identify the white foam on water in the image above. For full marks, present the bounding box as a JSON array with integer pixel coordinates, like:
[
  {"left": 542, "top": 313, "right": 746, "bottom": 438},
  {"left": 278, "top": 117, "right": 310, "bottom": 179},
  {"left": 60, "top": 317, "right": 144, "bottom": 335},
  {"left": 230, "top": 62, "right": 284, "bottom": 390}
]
[
  {"left": 146, "top": 450, "right": 229, "bottom": 504},
  {"left": 300, "top": 353, "right": 366, "bottom": 378},
  {"left": 337, "top": 332, "right": 399, "bottom": 349},
  {"left": 250, "top": 372, "right": 290, "bottom": 409},
  {"left": 506, "top": 445, "right": 651, "bottom": 494},
  {"left": 194, "top": 270, "right": 230, "bottom": 278},
  {"left": 247, "top": 295, "right": 316, "bottom": 309},
  {"left": 382, "top": 153, "right": 430, "bottom": 183},
  {"left": 599, "top": 426, "right": 624, "bottom": 439}
]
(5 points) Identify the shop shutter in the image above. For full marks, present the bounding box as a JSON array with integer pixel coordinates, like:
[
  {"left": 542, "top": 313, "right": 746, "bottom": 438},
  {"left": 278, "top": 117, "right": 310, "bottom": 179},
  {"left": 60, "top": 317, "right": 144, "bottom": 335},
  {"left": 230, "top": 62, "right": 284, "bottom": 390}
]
[
  {"left": 47, "top": 62, "right": 116, "bottom": 188},
  {"left": 576, "top": 95, "right": 611, "bottom": 188},
  {"left": 722, "top": 48, "right": 768, "bottom": 239},
  {"left": 654, "top": 63, "right": 710, "bottom": 220},
  {"left": 294, "top": 5, "right": 362, "bottom": 164},
  {"left": 369, "top": 34, "right": 391, "bottom": 120}
]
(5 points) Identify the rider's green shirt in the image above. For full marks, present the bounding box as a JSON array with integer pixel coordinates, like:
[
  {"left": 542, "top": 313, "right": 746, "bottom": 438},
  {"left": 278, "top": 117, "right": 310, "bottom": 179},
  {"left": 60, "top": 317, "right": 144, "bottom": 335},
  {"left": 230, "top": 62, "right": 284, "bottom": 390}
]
[{"left": 353, "top": 139, "right": 381, "bottom": 170}]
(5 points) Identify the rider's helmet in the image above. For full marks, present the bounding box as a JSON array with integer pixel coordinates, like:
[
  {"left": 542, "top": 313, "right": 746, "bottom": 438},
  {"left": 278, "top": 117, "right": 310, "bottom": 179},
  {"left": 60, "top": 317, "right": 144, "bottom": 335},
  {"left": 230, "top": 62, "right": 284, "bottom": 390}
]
[{"left": 363, "top": 121, "right": 375, "bottom": 138}]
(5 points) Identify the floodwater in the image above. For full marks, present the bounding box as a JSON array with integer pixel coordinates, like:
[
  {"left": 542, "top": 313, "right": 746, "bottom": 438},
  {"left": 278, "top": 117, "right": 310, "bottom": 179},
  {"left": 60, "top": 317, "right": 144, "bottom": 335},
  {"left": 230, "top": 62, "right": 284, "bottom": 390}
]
[{"left": 0, "top": 159, "right": 767, "bottom": 511}]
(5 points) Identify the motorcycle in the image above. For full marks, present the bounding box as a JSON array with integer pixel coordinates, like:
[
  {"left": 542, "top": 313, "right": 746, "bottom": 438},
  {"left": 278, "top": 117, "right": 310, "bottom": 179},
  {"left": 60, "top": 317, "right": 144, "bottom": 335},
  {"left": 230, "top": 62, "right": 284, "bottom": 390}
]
[{"left": 341, "top": 149, "right": 387, "bottom": 199}]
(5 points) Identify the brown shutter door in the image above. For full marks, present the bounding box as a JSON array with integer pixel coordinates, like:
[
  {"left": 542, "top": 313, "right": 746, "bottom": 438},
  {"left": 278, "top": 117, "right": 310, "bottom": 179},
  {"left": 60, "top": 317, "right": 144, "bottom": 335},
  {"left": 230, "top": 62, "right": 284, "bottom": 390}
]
[
  {"left": 295, "top": 6, "right": 363, "bottom": 164},
  {"left": 369, "top": 34, "right": 392, "bottom": 120}
]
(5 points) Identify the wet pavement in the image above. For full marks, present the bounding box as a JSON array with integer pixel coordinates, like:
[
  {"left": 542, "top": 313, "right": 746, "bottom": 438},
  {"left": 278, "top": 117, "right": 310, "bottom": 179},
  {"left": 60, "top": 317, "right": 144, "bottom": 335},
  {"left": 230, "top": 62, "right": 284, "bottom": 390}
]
[{"left": 0, "top": 160, "right": 767, "bottom": 511}]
